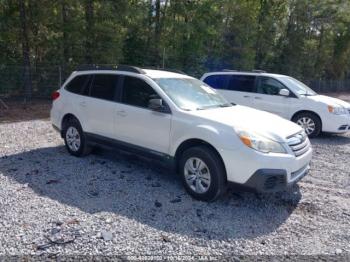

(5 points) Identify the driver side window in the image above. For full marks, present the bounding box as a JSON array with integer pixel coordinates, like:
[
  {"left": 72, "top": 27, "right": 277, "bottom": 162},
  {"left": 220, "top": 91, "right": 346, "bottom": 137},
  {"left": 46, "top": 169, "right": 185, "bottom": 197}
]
[
  {"left": 121, "top": 76, "right": 159, "bottom": 108},
  {"left": 257, "top": 77, "right": 286, "bottom": 96}
]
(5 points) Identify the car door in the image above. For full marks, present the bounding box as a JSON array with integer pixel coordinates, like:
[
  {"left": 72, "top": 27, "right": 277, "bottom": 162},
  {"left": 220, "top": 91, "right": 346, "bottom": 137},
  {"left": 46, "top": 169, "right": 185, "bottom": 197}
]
[
  {"left": 202, "top": 74, "right": 256, "bottom": 106},
  {"left": 253, "top": 76, "right": 293, "bottom": 119},
  {"left": 83, "top": 74, "right": 120, "bottom": 138},
  {"left": 114, "top": 75, "right": 172, "bottom": 154},
  {"left": 225, "top": 75, "right": 256, "bottom": 106}
]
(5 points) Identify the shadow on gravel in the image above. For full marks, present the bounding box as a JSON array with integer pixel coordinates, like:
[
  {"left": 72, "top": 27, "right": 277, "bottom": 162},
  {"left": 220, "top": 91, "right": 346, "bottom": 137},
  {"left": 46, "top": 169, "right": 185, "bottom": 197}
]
[{"left": 1, "top": 146, "right": 302, "bottom": 240}]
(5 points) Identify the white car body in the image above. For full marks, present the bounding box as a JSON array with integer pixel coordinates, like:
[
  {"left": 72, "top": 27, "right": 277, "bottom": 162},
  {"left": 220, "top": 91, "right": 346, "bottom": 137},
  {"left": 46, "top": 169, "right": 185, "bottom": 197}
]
[
  {"left": 201, "top": 72, "right": 350, "bottom": 135},
  {"left": 51, "top": 68, "right": 312, "bottom": 197}
]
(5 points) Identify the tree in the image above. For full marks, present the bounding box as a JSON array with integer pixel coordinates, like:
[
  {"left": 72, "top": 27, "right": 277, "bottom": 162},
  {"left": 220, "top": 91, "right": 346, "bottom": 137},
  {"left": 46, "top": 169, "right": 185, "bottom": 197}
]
[
  {"left": 19, "top": 0, "right": 32, "bottom": 102},
  {"left": 84, "top": 0, "right": 94, "bottom": 64}
]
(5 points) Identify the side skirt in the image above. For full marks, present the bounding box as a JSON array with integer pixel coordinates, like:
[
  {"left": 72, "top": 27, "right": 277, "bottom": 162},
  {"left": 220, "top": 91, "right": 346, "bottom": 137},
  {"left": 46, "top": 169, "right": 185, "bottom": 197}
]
[{"left": 84, "top": 132, "right": 176, "bottom": 170}]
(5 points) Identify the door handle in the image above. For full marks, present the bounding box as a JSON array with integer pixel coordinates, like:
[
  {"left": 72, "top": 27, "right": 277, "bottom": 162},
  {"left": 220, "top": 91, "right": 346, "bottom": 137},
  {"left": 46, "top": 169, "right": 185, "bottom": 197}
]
[
  {"left": 79, "top": 101, "right": 86, "bottom": 107},
  {"left": 254, "top": 97, "right": 262, "bottom": 100},
  {"left": 243, "top": 95, "right": 250, "bottom": 98},
  {"left": 116, "top": 110, "right": 127, "bottom": 117}
]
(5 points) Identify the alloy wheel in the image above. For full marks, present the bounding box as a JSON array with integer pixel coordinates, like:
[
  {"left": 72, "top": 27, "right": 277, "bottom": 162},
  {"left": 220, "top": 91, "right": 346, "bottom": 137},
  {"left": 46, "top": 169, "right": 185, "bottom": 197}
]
[
  {"left": 184, "top": 157, "right": 211, "bottom": 194},
  {"left": 297, "top": 117, "right": 316, "bottom": 135},
  {"left": 66, "top": 126, "right": 81, "bottom": 152}
]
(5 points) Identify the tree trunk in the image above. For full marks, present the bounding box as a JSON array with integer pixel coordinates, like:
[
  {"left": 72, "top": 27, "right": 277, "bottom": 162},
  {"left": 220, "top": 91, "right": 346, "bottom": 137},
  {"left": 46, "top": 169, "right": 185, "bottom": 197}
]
[
  {"left": 84, "top": 0, "right": 94, "bottom": 64},
  {"left": 19, "top": 0, "right": 32, "bottom": 102},
  {"left": 61, "top": 0, "right": 69, "bottom": 78},
  {"left": 154, "top": 0, "right": 161, "bottom": 66},
  {"left": 254, "top": 0, "right": 267, "bottom": 69}
]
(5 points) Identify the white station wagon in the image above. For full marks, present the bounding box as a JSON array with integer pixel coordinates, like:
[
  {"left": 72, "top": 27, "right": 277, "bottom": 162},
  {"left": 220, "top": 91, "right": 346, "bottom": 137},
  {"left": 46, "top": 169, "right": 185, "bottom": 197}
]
[
  {"left": 201, "top": 71, "right": 350, "bottom": 137},
  {"left": 51, "top": 66, "right": 312, "bottom": 201}
]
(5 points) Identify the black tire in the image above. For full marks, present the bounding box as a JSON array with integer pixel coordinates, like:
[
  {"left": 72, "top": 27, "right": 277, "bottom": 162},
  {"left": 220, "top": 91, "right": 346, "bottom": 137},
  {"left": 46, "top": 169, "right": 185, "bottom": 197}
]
[
  {"left": 179, "top": 146, "right": 227, "bottom": 202},
  {"left": 63, "top": 118, "right": 91, "bottom": 157},
  {"left": 292, "top": 112, "right": 322, "bottom": 138}
]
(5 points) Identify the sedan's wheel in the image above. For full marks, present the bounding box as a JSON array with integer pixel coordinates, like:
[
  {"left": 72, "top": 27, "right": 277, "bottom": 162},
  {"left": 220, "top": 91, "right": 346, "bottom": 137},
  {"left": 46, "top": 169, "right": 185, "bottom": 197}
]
[
  {"left": 179, "top": 146, "right": 226, "bottom": 202},
  {"left": 63, "top": 118, "right": 91, "bottom": 157},
  {"left": 292, "top": 112, "right": 321, "bottom": 138}
]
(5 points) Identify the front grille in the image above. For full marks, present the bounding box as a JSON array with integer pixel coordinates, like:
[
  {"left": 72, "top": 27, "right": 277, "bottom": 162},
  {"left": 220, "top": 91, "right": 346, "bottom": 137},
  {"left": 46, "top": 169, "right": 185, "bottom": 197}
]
[{"left": 287, "top": 132, "right": 310, "bottom": 157}]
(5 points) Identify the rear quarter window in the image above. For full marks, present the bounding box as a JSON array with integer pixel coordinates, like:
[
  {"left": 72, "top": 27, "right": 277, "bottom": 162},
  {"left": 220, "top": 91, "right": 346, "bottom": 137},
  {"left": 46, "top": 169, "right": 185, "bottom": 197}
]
[
  {"left": 65, "top": 75, "right": 91, "bottom": 95},
  {"left": 203, "top": 75, "right": 228, "bottom": 90}
]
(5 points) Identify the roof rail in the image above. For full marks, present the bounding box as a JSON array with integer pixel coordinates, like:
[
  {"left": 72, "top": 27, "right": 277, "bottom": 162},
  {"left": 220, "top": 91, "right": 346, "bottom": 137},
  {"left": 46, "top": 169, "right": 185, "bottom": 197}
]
[
  {"left": 222, "top": 69, "right": 238, "bottom": 72},
  {"left": 76, "top": 64, "right": 146, "bottom": 74},
  {"left": 116, "top": 65, "right": 146, "bottom": 74}
]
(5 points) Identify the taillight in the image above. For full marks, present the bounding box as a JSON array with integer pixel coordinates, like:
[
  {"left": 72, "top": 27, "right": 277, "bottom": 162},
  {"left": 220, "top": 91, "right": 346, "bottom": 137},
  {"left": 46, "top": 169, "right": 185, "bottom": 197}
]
[{"left": 52, "top": 90, "right": 60, "bottom": 101}]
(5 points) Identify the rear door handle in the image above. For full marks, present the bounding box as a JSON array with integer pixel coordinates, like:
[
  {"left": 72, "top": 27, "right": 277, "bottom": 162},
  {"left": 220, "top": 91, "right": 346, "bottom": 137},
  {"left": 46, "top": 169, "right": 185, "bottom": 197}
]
[
  {"left": 116, "top": 110, "right": 127, "bottom": 117},
  {"left": 254, "top": 97, "right": 262, "bottom": 100},
  {"left": 79, "top": 101, "right": 86, "bottom": 107},
  {"left": 243, "top": 95, "right": 250, "bottom": 98}
]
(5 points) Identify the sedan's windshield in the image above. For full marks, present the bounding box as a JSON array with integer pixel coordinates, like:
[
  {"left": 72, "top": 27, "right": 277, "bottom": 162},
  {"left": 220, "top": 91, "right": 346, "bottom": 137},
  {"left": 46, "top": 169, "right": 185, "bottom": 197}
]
[
  {"left": 154, "top": 78, "right": 232, "bottom": 111},
  {"left": 281, "top": 76, "right": 317, "bottom": 96}
]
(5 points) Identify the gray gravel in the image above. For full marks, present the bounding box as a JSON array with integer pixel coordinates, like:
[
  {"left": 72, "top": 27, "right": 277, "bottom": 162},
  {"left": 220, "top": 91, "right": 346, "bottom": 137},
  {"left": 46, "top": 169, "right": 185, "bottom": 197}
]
[{"left": 0, "top": 119, "right": 349, "bottom": 258}]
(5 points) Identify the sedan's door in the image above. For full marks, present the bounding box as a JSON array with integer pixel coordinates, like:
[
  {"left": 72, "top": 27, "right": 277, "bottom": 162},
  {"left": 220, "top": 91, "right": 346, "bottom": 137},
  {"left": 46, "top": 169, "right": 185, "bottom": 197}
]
[
  {"left": 82, "top": 74, "right": 120, "bottom": 138},
  {"left": 114, "top": 76, "right": 172, "bottom": 154},
  {"left": 253, "top": 76, "right": 294, "bottom": 119}
]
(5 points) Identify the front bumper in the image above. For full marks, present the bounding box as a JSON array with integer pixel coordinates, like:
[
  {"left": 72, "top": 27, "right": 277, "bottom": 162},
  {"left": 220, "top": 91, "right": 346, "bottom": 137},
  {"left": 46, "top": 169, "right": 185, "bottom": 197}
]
[
  {"left": 241, "top": 164, "right": 310, "bottom": 192},
  {"left": 322, "top": 113, "right": 350, "bottom": 133},
  {"left": 220, "top": 143, "right": 312, "bottom": 192}
]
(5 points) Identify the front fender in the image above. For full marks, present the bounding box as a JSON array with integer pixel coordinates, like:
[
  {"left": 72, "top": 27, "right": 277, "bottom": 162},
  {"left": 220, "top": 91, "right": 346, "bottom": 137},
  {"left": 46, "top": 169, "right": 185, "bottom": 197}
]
[{"left": 170, "top": 123, "right": 239, "bottom": 156}]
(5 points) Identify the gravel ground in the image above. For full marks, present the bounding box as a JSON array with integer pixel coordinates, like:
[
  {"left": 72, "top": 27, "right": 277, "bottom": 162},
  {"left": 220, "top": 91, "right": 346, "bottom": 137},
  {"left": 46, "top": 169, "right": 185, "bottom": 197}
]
[{"left": 0, "top": 119, "right": 349, "bottom": 259}]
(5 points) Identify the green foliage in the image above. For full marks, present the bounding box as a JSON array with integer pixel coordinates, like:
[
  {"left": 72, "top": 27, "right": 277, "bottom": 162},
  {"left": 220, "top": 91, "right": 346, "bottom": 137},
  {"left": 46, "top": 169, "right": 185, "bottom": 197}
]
[{"left": 1, "top": 0, "right": 350, "bottom": 85}]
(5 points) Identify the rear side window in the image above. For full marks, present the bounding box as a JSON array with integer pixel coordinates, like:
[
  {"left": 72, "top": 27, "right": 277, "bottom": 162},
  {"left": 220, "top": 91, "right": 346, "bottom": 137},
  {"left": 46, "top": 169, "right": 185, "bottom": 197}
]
[
  {"left": 65, "top": 75, "right": 91, "bottom": 94},
  {"left": 90, "top": 74, "right": 119, "bottom": 101},
  {"left": 121, "top": 76, "right": 158, "bottom": 108},
  {"left": 227, "top": 75, "right": 256, "bottom": 93},
  {"left": 203, "top": 75, "right": 228, "bottom": 90}
]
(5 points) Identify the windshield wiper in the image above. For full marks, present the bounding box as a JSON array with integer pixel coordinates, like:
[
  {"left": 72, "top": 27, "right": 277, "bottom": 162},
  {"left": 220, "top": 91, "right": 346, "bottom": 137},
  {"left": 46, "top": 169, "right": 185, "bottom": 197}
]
[
  {"left": 219, "top": 103, "right": 233, "bottom": 107},
  {"left": 300, "top": 93, "right": 315, "bottom": 96},
  {"left": 196, "top": 105, "right": 219, "bottom": 110},
  {"left": 197, "top": 103, "right": 233, "bottom": 110}
]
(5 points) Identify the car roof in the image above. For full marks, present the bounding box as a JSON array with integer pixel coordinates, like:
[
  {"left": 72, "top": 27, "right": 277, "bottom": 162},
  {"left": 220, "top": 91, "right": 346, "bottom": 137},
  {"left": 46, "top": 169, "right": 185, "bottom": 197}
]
[
  {"left": 71, "top": 69, "right": 192, "bottom": 79},
  {"left": 202, "top": 71, "right": 288, "bottom": 79},
  {"left": 143, "top": 69, "right": 192, "bottom": 79}
]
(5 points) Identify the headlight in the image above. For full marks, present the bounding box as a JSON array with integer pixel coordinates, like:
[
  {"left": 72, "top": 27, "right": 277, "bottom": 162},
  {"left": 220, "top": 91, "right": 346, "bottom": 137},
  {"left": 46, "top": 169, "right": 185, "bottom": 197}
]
[
  {"left": 236, "top": 129, "right": 286, "bottom": 154},
  {"left": 328, "top": 105, "right": 348, "bottom": 115}
]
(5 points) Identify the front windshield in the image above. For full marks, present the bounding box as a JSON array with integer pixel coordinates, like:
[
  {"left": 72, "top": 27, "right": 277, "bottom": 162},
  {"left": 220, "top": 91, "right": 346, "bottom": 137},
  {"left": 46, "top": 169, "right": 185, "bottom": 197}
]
[
  {"left": 281, "top": 77, "right": 317, "bottom": 96},
  {"left": 154, "top": 77, "right": 231, "bottom": 111}
]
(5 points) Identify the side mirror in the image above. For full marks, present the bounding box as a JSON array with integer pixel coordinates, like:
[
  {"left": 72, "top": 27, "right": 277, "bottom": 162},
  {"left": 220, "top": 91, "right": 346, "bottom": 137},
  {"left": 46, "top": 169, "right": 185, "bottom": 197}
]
[
  {"left": 148, "top": 98, "right": 163, "bottom": 111},
  {"left": 279, "top": 89, "right": 290, "bottom": 97}
]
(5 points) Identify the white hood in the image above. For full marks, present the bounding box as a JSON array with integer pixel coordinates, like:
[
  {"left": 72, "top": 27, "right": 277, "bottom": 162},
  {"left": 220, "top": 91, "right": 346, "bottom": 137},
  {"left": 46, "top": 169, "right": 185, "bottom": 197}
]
[
  {"left": 307, "top": 95, "right": 350, "bottom": 108},
  {"left": 190, "top": 105, "right": 302, "bottom": 142}
]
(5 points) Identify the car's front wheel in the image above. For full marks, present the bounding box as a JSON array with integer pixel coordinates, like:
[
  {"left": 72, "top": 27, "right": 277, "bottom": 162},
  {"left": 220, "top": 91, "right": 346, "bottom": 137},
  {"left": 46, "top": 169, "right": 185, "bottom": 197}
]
[
  {"left": 292, "top": 112, "right": 321, "bottom": 138},
  {"left": 179, "top": 146, "right": 227, "bottom": 202},
  {"left": 63, "top": 118, "right": 91, "bottom": 157}
]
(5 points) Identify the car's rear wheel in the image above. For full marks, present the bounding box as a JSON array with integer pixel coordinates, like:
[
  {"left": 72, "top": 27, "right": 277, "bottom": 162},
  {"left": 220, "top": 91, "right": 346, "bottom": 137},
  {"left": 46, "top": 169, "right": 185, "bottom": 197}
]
[
  {"left": 63, "top": 118, "right": 91, "bottom": 157},
  {"left": 179, "top": 146, "right": 226, "bottom": 202},
  {"left": 292, "top": 112, "right": 321, "bottom": 138}
]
